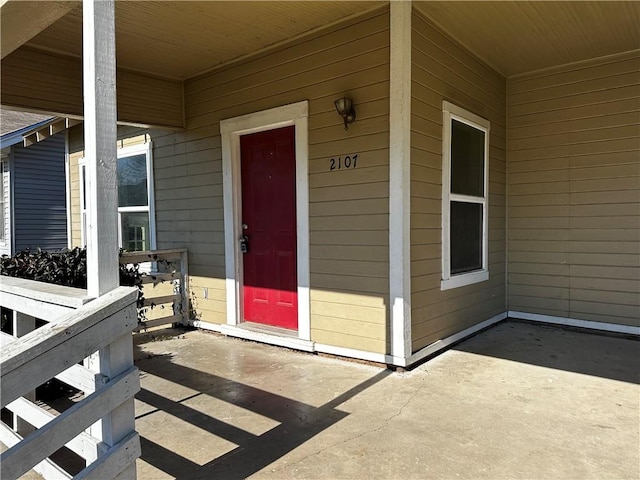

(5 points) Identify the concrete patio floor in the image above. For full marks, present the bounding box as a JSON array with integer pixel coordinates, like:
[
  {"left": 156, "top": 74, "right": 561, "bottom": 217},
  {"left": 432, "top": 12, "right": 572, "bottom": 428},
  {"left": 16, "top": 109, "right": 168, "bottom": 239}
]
[{"left": 133, "top": 320, "right": 639, "bottom": 480}]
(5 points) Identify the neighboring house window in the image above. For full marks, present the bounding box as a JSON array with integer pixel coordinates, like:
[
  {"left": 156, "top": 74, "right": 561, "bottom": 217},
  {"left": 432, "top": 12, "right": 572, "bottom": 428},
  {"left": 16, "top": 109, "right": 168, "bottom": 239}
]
[
  {"left": 441, "top": 101, "right": 490, "bottom": 290},
  {"left": 80, "top": 142, "right": 155, "bottom": 252}
]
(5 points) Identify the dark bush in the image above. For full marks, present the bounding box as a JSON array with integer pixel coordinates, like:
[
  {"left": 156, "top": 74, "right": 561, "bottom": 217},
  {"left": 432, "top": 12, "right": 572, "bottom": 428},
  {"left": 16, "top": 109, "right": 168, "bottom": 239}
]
[{"left": 1, "top": 247, "right": 145, "bottom": 321}]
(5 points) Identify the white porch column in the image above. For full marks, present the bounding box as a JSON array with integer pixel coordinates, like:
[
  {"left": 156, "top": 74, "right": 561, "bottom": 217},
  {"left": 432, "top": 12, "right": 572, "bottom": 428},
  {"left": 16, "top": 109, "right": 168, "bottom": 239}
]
[
  {"left": 389, "top": 0, "right": 412, "bottom": 365},
  {"left": 83, "top": 1, "right": 137, "bottom": 478},
  {"left": 84, "top": 0, "right": 118, "bottom": 297}
]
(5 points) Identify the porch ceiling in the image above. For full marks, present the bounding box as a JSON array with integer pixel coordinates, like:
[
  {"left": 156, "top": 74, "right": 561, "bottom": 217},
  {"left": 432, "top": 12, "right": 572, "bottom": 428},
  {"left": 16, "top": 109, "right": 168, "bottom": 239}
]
[
  {"left": 4, "top": 1, "right": 637, "bottom": 82},
  {"left": 17, "top": 1, "right": 385, "bottom": 81},
  {"left": 416, "top": 1, "right": 640, "bottom": 77}
]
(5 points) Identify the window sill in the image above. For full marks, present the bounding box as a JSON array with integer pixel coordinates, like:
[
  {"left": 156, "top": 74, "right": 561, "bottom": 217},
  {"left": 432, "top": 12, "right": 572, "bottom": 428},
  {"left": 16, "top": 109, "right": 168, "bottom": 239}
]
[{"left": 441, "top": 270, "right": 489, "bottom": 290}]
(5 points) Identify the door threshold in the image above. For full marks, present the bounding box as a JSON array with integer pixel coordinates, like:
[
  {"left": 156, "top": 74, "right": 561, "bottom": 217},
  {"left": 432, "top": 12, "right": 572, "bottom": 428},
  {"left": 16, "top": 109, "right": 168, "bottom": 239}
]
[{"left": 240, "top": 322, "right": 299, "bottom": 338}]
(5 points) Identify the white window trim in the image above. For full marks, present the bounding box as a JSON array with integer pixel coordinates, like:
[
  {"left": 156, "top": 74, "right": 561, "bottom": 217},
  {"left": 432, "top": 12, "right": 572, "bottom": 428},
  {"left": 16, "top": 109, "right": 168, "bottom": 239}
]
[
  {"left": 220, "top": 101, "right": 310, "bottom": 341},
  {"left": 441, "top": 100, "right": 490, "bottom": 290},
  {"left": 0, "top": 152, "right": 12, "bottom": 256},
  {"left": 80, "top": 141, "right": 156, "bottom": 252}
]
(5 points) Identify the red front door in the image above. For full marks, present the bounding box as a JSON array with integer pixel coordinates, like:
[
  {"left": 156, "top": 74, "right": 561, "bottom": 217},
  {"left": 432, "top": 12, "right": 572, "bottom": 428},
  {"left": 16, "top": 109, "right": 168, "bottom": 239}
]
[{"left": 240, "top": 126, "right": 298, "bottom": 329}]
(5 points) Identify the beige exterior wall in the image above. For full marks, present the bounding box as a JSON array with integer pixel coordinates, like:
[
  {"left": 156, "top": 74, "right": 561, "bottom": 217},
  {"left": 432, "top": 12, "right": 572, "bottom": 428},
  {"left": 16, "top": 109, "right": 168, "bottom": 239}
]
[
  {"left": 409, "top": 9, "right": 507, "bottom": 352},
  {"left": 507, "top": 51, "right": 640, "bottom": 326},
  {"left": 149, "top": 7, "right": 391, "bottom": 353},
  {"left": 1, "top": 47, "right": 183, "bottom": 129}
]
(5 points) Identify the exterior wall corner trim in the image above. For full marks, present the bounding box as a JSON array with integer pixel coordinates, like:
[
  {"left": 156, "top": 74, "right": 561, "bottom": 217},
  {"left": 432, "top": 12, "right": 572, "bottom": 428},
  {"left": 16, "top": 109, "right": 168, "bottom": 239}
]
[{"left": 389, "top": 0, "right": 412, "bottom": 362}]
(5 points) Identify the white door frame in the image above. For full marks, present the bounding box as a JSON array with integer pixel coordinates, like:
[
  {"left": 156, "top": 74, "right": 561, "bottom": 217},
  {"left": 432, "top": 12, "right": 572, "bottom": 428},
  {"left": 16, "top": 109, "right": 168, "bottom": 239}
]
[{"left": 220, "top": 101, "right": 310, "bottom": 340}]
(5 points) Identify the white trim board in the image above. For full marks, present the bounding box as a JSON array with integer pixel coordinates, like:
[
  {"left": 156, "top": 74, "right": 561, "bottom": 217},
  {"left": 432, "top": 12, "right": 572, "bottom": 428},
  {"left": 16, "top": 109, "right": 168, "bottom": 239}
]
[
  {"left": 508, "top": 311, "right": 640, "bottom": 336},
  {"left": 388, "top": 0, "right": 412, "bottom": 361},
  {"left": 189, "top": 320, "right": 315, "bottom": 352},
  {"left": 403, "top": 312, "right": 507, "bottom": 367},
  {"left": 220, "top": 101, "right": 311, "bottom": 341},
  {"left": 187, "top": 310, "right": 639, "bottom": 368}
]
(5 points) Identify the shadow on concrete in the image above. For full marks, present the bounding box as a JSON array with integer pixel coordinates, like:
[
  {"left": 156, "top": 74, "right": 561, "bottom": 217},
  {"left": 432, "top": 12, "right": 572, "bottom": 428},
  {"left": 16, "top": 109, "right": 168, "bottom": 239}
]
[
  {"left": 134, "top": 352, "right": 390, "bottom": 480},
  {"left": 453, "top": 320, "right": 639, "bottom": 385}
]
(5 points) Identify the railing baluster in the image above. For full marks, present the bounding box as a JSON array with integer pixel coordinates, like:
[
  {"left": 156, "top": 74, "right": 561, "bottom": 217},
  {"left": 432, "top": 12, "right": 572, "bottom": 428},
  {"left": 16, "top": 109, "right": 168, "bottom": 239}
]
[{"left": 0, "top": 284, "right": 140, "bottom": 479}]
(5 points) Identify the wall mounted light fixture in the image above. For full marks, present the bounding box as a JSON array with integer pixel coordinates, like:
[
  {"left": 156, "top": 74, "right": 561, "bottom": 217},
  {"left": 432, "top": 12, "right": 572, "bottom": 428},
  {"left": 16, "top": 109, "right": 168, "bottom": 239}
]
[{"left": 334, "top": 97, "right": 356, "bottom": 130}]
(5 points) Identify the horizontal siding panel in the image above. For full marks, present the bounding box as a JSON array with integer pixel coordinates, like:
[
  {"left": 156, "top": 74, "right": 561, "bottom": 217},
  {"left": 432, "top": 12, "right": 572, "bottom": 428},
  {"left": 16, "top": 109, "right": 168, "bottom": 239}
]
[
  {"left": 510, "top": 71, "right": 640, "bottom": 106},
  {"left": 509, "top": 295, "right": 569, "bottom": 314},
  {"left": 569, "top": 300, "right": 640, "bottom": 320},
  {"left": 509, "top": 273, "right": 570, "bottom": 289},
  {"left": 510, "top": 124, "right": 640, "bottom": 151},
  {"left": 571, "top": 289, "right": 639, "bottom": 307},
  {"left": 509, "top": 53, "right": 640, "bottom": 94},
  {"left": 311, "top": 329, "right": 386, "bottom": 354},
  {"left": 570, "top": 277, "right": 640, "bottom": 294},
  {"left": 310, "top": 259, "right": 388, "bottom": 278},
  {"left": 311, "top": 231, "right": 388, "bottom": 247},
  {"left": 570, "top": 241, "right": 639, "bottom": 255},
  {"left": 310, "top": 289, "right": 387, "bottom": 309},
  {"left": 510, "top": 111, "right": 640, "bottom": 140},
  {"left": 509, "top": 85, "right": 640, "bottom": 117},
  {"left": 509, "top": 98, "right": 640, "bottom": 129},
  {"left": 310, "top": 302, "right": 386, "bottom": 324},
  {"left": 509, "top": 137, "right": 639, "bottom": 162},
  {"left": 310, "top": 198, "right": 388, "bottom": 217},
  {"left": 311, "top": 316, "right": 386, "bottom": 341}
]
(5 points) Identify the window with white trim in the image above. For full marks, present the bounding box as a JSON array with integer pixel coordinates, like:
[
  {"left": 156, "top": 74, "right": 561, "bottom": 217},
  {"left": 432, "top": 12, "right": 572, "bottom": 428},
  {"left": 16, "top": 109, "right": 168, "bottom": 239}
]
[
  {"left": 441, "top": 101, "right": 489, "bottom": 290},
  {"left": 80, "top": 142, "right": 155, "bottom": 252}
]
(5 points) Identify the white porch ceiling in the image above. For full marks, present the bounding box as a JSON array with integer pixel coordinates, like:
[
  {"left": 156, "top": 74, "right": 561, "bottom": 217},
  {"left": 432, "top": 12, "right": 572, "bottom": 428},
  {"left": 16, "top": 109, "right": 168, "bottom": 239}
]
[
  {"left": 415, "top": 1, "right": 640, "bottom": 77},
  {"left": 2, "top": 1, "right": 639, "bottom": 81},
  {"left": 19, "top": 1, "right": 385, "bottom": 80}
]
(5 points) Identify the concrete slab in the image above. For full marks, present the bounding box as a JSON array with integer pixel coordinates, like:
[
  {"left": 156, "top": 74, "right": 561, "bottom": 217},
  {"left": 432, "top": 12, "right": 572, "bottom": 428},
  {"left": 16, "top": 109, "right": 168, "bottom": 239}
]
[{"left": 134, "top": 320, "right": 639, "bottom": 479}]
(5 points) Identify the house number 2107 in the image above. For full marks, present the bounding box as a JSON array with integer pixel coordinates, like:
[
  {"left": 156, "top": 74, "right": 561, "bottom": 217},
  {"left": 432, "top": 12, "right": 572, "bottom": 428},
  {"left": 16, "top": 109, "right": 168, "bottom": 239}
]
[{"left": 330, "top": 154, "right": 358, "bottom": 171}]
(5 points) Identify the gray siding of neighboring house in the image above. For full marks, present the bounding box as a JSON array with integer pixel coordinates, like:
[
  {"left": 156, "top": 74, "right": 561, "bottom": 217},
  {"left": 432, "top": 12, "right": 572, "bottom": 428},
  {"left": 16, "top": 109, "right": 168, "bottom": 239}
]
[{"left": 13, "top": 132, "right": 67, "bottom": 252}]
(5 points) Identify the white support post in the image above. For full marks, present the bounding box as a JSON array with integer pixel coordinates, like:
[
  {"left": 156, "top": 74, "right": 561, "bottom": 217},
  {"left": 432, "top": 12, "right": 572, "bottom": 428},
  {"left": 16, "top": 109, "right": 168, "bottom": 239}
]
[
  {"left": 83, "top": 1, "right": 137, "bottom": 478},
  {"left": 84, "top": 0, "right": 119, "bottom": 299},
  {"left": 180, "top": 250, "right": 189, "bottom": 324},
  {"left": 389, "top": 0, "right": 413, "bottom": 363},
  {"left": 12, "top": 312, "right": 36, "bottom": 437}
]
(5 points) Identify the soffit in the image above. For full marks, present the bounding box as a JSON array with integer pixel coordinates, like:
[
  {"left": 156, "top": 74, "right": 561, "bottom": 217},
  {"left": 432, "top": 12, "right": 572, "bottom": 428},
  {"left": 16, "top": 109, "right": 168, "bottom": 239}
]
[
  {"left": 24, "top": 1, "right": 385, "bottom": 80},
  {"left": 415, "top": 1, "right": 640, "bottom": 77}
]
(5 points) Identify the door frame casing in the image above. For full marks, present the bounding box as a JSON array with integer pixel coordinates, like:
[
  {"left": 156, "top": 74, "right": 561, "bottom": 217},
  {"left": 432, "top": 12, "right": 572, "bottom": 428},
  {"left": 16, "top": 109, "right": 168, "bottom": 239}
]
[{"left": 220, "top": 101, "right": 310, "bottom": 340}]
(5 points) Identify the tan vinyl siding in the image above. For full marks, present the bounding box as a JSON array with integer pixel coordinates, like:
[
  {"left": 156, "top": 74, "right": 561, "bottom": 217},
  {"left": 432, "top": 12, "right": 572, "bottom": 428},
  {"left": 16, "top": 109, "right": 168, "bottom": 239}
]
[
  {"left": 1, "top": 47, "right": 183, "bottom": 129},
  {"left": 508, "top": 51, "right": 640, "bottom": 326},
  {"left": 410, "top": 9, "right": 507, "bottom": 351},
  {"left": 150, "top": 7, "right": 391, "bottom": 353}
]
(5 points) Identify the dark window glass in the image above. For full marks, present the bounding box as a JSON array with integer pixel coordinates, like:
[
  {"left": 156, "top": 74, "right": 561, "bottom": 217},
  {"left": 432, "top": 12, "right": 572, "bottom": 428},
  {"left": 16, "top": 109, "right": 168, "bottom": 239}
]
[
  {"left": 451, "top": 119, "right": 485, "bottom": 197},
  {"left": 450, "top": 201, "right": 482, "bottom": 274},
  {"left": 121, "top": 212, "right": 150, "bottom": 251},
  {"left": 117, "top": 154, "right": 148, "bottom": 207}
]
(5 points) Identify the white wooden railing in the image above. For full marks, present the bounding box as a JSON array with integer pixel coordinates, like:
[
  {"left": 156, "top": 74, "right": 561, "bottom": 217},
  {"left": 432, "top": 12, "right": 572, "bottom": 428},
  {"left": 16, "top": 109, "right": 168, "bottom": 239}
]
[
  {"left": 0, "top": 277, "right": 140, "bottom": 479},
  {"left": 119, "top": 248, "right": 189, "bottom": 331}
]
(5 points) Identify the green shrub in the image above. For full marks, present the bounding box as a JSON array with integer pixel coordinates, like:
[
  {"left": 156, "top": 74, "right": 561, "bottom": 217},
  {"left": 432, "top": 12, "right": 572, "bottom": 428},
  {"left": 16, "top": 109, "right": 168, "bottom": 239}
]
[{"left": 0, "top": 247, "right": 145, "bottom": 321}]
